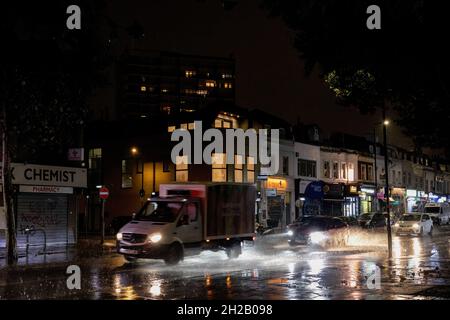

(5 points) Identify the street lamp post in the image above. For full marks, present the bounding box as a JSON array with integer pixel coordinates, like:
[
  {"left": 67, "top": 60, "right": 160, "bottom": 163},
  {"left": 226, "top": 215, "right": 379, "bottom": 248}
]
[
  {"left": 372, "top": 128, "right": 378, "bottom": 212},
  {"left": 131, "top": 147, "right": 145, "bottom": 203},
  {"left": 382, "top": 108, "right": 393, "bottom": 259}
]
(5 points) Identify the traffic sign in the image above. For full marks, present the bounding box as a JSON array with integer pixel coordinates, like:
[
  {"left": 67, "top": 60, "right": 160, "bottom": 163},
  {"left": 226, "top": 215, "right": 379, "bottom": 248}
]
[{"left": 99, "top": 187, "right": 109, "bottom": 200}]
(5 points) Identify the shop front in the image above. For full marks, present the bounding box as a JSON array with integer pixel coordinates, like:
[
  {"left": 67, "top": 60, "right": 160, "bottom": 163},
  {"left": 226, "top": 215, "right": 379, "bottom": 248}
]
[
  {"left": 344, "top": 184, "right": 359, "bottom": 217},
  {"left": 359, "top": 185, "right": 376, "bottom": 214},
  {"left": 322, "top": 183, "right": 345, "bottom": 216},
  {"left": 11, "top": 163, "right": 87, "bottom": 248},
  {"left": 377, "top": 187, "right": 405, "bottom": 216},
  {"left": 262, "top": 177, "right": 294, "bottom": 228}
]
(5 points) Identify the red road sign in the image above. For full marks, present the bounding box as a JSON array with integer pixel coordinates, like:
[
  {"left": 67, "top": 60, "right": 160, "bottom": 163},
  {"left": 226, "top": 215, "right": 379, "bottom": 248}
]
[{"left": 99, "top": 187, "right": 109, "bottom": 200}]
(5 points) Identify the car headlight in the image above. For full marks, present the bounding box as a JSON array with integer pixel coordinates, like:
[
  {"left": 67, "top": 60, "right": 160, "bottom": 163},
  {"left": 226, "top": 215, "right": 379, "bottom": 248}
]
[
  {"left": 412, "top": 223, "right": 420, "bottom": 229},
  {"left": 287, "top": 230, "right": 294, "bottom": 237},
  {"left": 394, "top": 223, "right": 399, "bottom": 228},
  {"left": 116, "top": 233, "right": 123, "bottom": 241},
  {"left": 309, "top": 231, "right": 327, "bottom": 244},
  {"left": 148, "top": 233, "right": 162, "bottom": 243}
]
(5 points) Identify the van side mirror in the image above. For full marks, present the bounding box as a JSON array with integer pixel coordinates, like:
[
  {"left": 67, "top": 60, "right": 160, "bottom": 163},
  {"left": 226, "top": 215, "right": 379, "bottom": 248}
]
[{"left": 132, "top": 212, "right": 136, "bottom": 219}]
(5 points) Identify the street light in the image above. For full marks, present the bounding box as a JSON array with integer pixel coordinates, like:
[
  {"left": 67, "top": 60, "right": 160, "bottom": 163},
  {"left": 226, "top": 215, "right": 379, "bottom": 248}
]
[{"left": 130, "top": 146, "right": 145, "bottom": 201}]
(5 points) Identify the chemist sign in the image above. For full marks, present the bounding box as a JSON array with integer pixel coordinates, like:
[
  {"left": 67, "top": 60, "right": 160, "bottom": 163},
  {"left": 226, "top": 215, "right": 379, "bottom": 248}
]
[{"left": 11, "top": 163, "right": 87, "bottom": 188}]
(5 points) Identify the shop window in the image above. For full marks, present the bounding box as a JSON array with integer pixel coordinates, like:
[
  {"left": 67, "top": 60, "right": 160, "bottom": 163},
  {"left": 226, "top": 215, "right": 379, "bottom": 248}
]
[
  {"left": 176, "top": 155, "right": 188, "bottom": 182},
  {"left": 121, "top": 160, "right": 133, "bottom": 188},
  {"left": 212, "top": 153, "right": 227, "bottom": 182},
  {"left": 168, "top": 126, "right": 176, "bottom": 133},
  {"left": 180, "top": 123, "right": 188, "bottom": 130}
]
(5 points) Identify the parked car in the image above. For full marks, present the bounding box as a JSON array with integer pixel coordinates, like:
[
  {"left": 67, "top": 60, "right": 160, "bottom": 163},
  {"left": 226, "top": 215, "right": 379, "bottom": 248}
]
[
  {"left": 287, "top": 216, "right": 349, "bottom": 247},
  {"left": 357, "top": 213, "right": 373, "bottom": 228},
  {"left": 393, "top": 213, "right": 433, "bottom": 236},
  {"left": 365, "top": 212, "right": 396, "bottom": 229},
  {"left": 338, "top": 216, "right": 359, "bottom": 227}
]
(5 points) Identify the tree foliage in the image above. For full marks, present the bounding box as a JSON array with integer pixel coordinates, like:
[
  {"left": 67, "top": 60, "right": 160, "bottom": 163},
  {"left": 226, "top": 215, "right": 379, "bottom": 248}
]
[{"left": 262, "top": 0, "right": 450, "bottom": 154}]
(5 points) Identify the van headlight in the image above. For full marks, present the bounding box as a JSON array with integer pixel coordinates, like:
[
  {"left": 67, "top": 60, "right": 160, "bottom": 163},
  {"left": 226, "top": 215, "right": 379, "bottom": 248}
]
[
  {"left": 116, "top": 233, "right": 123, "bottom": 241},
  {"left": 394, "top": 223, "right": 399, "bottom": 228},
  {"left": 287, "top": 230, "right": 294, "bottom": 237},
  {"left": 412, "top": 223, "right": 420, "bottom": 229},
  {"left": 148, "top": 233, "right": 162, "bottom": 243},
  {"left": 309, "top": 231, "right": 327, "bottom": 244}
]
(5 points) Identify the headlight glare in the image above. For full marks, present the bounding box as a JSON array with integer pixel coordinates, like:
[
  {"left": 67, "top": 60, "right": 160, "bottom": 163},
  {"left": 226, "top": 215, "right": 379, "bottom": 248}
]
[
  {"left": 309, "top": 231, "right": 327, "bottom": 244},
  {"left": 116, "top": 233, "right": 123, "bottom": 241},
  {"left": 148, "top": 233, "right": 162, "bottom": 243}
]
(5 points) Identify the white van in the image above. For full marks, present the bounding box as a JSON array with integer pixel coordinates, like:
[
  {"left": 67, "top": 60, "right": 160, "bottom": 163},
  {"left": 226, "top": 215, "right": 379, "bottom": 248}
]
[
  {"left": 423, "top": 203, "right": 450, "bottom": 225},
  {"left": 116, "top": 183, "right": 256, "bottom": 265}
]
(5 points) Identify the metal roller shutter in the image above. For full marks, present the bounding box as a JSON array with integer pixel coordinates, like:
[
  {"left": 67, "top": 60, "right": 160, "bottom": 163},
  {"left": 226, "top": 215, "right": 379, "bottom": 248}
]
[{"left": 16, "top": 193, "right": 73, "bottom": 248}]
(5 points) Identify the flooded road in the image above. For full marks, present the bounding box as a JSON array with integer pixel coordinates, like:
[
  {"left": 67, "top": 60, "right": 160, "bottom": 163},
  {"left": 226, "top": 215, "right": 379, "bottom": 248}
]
[{"left": 1, "top": 226, "right": 450, "bottom": 299}]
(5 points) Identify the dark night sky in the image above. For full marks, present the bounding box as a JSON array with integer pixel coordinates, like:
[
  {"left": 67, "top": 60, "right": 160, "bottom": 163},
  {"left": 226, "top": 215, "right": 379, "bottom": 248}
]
[{"left": 106, "top": 0, "right": 413, "bottom": 149}]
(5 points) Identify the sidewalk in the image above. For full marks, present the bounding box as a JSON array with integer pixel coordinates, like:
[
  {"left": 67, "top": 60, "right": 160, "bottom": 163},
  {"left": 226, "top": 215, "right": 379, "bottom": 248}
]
[{"left": 0, "top": 236, "right": 117, "bottom": 269}]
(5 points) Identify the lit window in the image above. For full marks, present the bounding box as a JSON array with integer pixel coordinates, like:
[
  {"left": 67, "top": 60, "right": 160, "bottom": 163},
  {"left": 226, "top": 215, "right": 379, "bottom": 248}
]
[
  {"left": 348, "top": 163, "right": 354, "bottom": 181},
  {"left": 181, "top": 108, "right": 195, "bottom": 113},
  {"left": 161, "top": 105, "right": 171, "bottom": 114},
  {"left": 212, "top": 153, "right": 227, "bottom": 182},
  {"left": 247, "top": 156, "right": 255, "bottom": 183},
  {"left": 214, "top": 119, "right": 222, "bottom": 128},
  {"left": 168, "top": 126, "right": 176, "bottom": 133},
  {"left": 205, "top": 80, "right": 216, "bottom": 88},
  {"left": 224, "top": 83, "right": 233, "bottom": 89},
  {"left": 222, "top": 73, "right": 233, "bottom": 79},
  {"left": 161, "top": 88, "right": 169, "bottom": 93},
  {"left": 176, "top": 155, "right": 188, "bottom": 182},
  {"left": 181, "top": 123, "right": 188, "bottom": 130},
  {"left": 185, "top": 70, "right": 196, "bottom": 78},
  {"left": 188, "top": 122, "right": 196, "bottom": 130},
  {"left": 140, "top": 86, "right": 147, "bottom": 92},
  {"left": 197, "top": 90, "right": 208, "bottom": 95},
  {"left": 235, "top": 155, "right": 243, "bottom": 183}
]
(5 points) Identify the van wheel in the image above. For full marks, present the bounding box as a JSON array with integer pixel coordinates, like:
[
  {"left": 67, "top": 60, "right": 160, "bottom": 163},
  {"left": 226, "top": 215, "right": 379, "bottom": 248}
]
[
  {"left": 124, "top": 255, "right": 137, "bottom": 263},
  {"left": 164, "top": 243, "right": 184, "bottom": 265},
  {"left": 226, "top": 242, "right": 242, "bottom": 259}
]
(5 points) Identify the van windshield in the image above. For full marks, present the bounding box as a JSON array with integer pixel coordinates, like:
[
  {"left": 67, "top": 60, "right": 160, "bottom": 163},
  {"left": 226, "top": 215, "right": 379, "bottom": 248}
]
[
  {"left": 424, "top": 207, "right": 440, "bottom": 214},
  {"left": 135, "top": 201, "right": 183, "bottom": 222}
]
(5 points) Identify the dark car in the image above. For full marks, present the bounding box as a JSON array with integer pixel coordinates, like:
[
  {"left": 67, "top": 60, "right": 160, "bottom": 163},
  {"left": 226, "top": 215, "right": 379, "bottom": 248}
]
[
  {"left": 365, "top": 212, "right": 396, "bottom": 229},
  {"left": 287, "top": 216, "right": 349, "bottom": 247},
  {"left": 338, "top": 216, "right": 359, "bottom": 227},
  {"left": 357, "top": 213, "right": 373, "bottom": 228}
]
